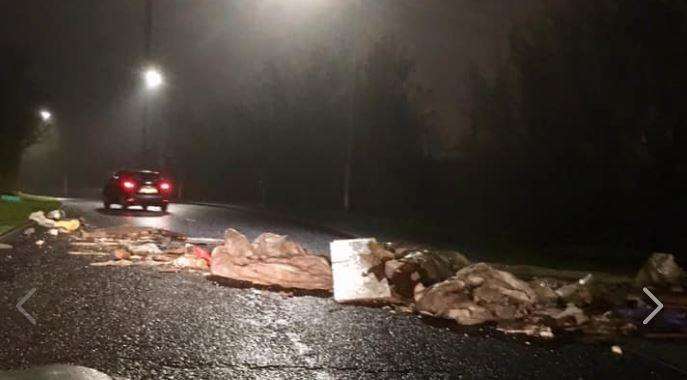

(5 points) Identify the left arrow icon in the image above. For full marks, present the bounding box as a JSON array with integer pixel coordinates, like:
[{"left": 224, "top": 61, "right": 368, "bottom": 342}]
[{"left": 16, "top": 288, "right": 36, "bottom": 325}]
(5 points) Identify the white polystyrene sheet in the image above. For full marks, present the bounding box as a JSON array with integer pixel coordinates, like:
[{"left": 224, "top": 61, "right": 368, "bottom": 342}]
[{"left": 330, "top": 238, "right": 392, "bottom": 303}]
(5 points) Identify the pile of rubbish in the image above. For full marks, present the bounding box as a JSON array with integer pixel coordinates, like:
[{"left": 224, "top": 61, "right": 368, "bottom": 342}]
[
  {"left": 67, "top": 225, "right": 333, "bottom": 285},
  {"left": 22, "top": 209, "right": 687, "bottom": 340},
  {"left": 211, "top": 229, "right": 332, "bottom": 291},
  {"left": 69, "top": 225, "right": 210, "bottom": 271},
  {"left": 29, "top": 210, "right": 81, "bottom": 234},
  {"left": 328, "top": 238, "right": 687, "bottom": 339}
]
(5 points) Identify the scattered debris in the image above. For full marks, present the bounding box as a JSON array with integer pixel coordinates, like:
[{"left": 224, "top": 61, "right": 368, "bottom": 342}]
[
  {"left": 151, "top": 253, "right": 176, "bottom": 262},
  {"left": 555, "top": 273, "right": 594, "bottom": 306},
  {"left": 112, "top": 249, "right": 131, "bottom": 260},
  {"left": 553, "top": 303, "right": 589, "bottom": 326},
  {"left": 212, "top": 229, "right": 332, "bottom": 291},
  {"left": 394, "top": 249, "right": 470, "bottom": 285},
  {"left": 611, "top": 345, "right": 623, "bottom": 355},
  {"left": 528, "top": 278, "right": 560, "bottom": 306},
  {"left": 46, "top": 209, "right": 66, "bottom": 220},
  {"left": 126, "top": 243, "right": 163, "bottom": 255},
  {"left": 192, "top": 245, "right": 211, "bottom": 266},
  {"left": 414, "top": 263, "right": 537, "bottom": 325},
  {"left": 68, "top": 251, "right": 109, "bottom": 257},
  {"left": 580, "top": 312, "right": 636, "bottom": 337},
  {"left": 48, "top": 229, "right": 59, "bottom": 237},
  {"left": 90, "top": 259, "right": 133, "bottom": 267},
  {"left": 330, "top": 238, "right": 391, "bottom": 303},
  {"left": 28, "top": 211, "right": 56, "bottom": 228},
  {"left": 54, "top": 219, "right": 80, "bottom": 233},
  {"left": 186, "top": 237, "right": 224, "bottom": 245},
  {"left": 23, "top": 228, "right": 35, "bottom": 236},
  {"left": 173, "top": 255, "right": 208, "bottom": 270},
  {"left": 636, "top": 253, "right": 685, "bottom": 289},
  {"left": 497, "top": 320, "right": 555, "bottom": 339},
  {"left": 0, "top": 243, "right": 12, "bottom": 250},
  {"left": 41, "top": 220, "right": 687, "bottom": 341},
  {"left": 378, "top": 244, "right": 470, "bottom": 301},
  {"left": 28, "top": 210, "right": 81, "bottom": 232}
]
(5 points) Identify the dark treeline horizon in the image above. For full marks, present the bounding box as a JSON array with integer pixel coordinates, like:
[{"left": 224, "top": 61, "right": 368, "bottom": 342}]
[{"left": 6, "top": 0, "right": 687, "bottom": 261}]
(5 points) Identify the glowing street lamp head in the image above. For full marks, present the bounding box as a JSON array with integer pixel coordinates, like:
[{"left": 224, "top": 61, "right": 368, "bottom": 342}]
[
  {"left": 144, "top": 68, "right": 163, "bottom": 90},
  {"left": 39, "top": 109, "right": 52, "bottom": 122}
]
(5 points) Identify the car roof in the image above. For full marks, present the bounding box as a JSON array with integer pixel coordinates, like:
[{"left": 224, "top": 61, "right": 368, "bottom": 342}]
[{"left": 116, "top": 169, "right": 159, "bottom": 175}]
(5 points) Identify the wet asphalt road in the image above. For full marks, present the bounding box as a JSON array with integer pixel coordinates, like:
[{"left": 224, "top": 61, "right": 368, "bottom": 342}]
[
  {"left": 61, "top": 199, "right": 339, "bottom": 255},
  {"left": 0, "top": 199, "right": 685, "bottom": 379}
]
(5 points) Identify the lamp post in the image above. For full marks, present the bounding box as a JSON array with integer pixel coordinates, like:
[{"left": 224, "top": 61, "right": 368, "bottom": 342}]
[
  {"left": 37, "top": 108, "right": 66, "bottom": 195},
  {"left": 39, "top": 109, "right": 52, "bottom": 123},
  {"left": 141, "top": 66, "right": 163, "bottom": 162},
  {"left": 144, "top": 68, "right": 163, "bottom": 90}
]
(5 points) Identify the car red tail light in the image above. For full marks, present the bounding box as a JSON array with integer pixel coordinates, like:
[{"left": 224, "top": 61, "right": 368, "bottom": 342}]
[
  {"left": 121, "top": 180, "right": 136, "bottom": 191},
  {"left": 159, "top": 181, "right": 172, "bottom": 192}
]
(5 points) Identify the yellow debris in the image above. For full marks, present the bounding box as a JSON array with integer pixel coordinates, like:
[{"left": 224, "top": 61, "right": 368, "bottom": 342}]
[{"left": 54, "top": 219, "right": 81, "bottom": 233}]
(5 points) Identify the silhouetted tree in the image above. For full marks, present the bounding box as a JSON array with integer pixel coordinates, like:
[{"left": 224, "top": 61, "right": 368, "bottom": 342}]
[{"left": 0, "top": 47, "right": 46, "bottom": 190}]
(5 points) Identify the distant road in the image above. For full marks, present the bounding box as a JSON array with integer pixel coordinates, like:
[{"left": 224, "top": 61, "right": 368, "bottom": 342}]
[{"left": 62, "top": 198, "right": 340, "bottom": 254}]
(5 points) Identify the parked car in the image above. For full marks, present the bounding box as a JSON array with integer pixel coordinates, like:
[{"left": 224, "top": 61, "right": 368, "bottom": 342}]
[{"left": 102, "top": 170, "right": 172, "bottom": 212}]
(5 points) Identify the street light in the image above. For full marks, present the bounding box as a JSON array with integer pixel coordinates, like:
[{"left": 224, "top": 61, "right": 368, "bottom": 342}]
[
  {"left": 39, "top": 109, "right": 52, "bottom": 122},
  {"left": 144, "top": 68, "right": 163, "bottom": 90}
]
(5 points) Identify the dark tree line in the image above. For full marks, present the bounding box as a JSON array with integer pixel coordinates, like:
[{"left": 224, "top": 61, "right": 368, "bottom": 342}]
[
  {"left": 0, "top": 47, "right": 47, "bottom": 190},
  {"left": 161, "top": 0, "right": 687, "bottom": 257},
  {"left": 460, "top": 0, "right": 687, "bottom": 252},
  {"left": 180, "top": 33, "right": 432, "bottom": 212}
]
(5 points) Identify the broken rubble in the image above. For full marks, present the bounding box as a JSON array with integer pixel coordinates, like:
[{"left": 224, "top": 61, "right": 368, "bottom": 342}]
[
  {"left": 636, "top": 253, "right": 685, "bottom": 289},
  {"left": 554, "top": 303, "right": 589, "bottom": 326},
  {"left": 151, "top": 253, "right": 176, "bottom": 262},
  {"left": 79, "top": 226, "right": 186, "bottom": 242},
  {"left": 212, "top": 229, "right": 332, "bottom": 292},
  {"left": 68, "top": 251, "right": 109, "bottom": 257},
  {"left": 28, "top": 211, "right": 56, "bottom": 228},
  {"left": 174, "top": 255, "right": 209, "bottom": 270},
  {"left": 330, "top": 238, "right": 391, "bottom": 303},
  {"left": 0, "top": 243, "right": 12, "bottom": 250},
  {"left": 90, "top": 259, "right": 133, "bottom": 267},
  {"left": 396, "top": 249, "right": 470, "bottom": 285},
  {"left": 54, "top": 219, "right": 80, "bottom": 233},
  {"left": 556, "top": 273, "right": 594, "bottom": 306},
  {"left": 46, "top": 209, "right": 65, "bottom": 220},
  {"left": 28, "top": 210, "right": 80, "bottom": 232},
  {"left": 528, "top": 278, "right": 561, "bottom": 306},
  {"left": 126, "top": 243, "right": 163, "bottom": 255},
  {"left": 496, "top": 320, "right": 555, "bottom": 339},
  {"left": 382, "top": 248, "right": 471, "bottom": 301},
  {"left": 112, "top": 249, "right": 131, "bottom": 260},
  {"left": 192, "top": 245, "right": 211, "bottom": 266},
  {"left": 414, "top": 263, "right": 537, "bottom": 325}
]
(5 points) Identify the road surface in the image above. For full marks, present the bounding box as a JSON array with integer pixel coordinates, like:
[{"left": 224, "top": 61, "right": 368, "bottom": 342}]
[
  {"left": 63, "top": 199, "right": 340, "bottom": 254},
  {"left": 0, "top": 199, "right": 685, "bottom": 379}
]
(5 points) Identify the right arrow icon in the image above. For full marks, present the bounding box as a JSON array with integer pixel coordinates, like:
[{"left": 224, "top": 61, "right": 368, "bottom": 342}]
[{"left": 642, "top": 287, "right": 663, "bottom": 325}]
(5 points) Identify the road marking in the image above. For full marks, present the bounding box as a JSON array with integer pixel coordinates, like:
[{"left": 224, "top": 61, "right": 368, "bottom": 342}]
[
  {"left": 16, "top": 288, "right": 37, "bottom": 325},
  {"left": 642, "top": 287, "right": 663, "bottom": 325}
]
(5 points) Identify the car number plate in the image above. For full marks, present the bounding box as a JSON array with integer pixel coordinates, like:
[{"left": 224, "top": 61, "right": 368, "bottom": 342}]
[{"left": 139, "top": 186, "right": 158, "bottom": 194}]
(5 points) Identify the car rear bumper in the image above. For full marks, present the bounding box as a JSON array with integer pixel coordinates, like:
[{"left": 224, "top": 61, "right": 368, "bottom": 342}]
[{"left": 122, "top": 194, "right": 169, "bottom": 206}]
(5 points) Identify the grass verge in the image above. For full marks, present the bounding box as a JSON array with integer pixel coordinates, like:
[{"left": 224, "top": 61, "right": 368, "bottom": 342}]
[{"left": 0, "top": 193, "right": 61, "bottom": 235}]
